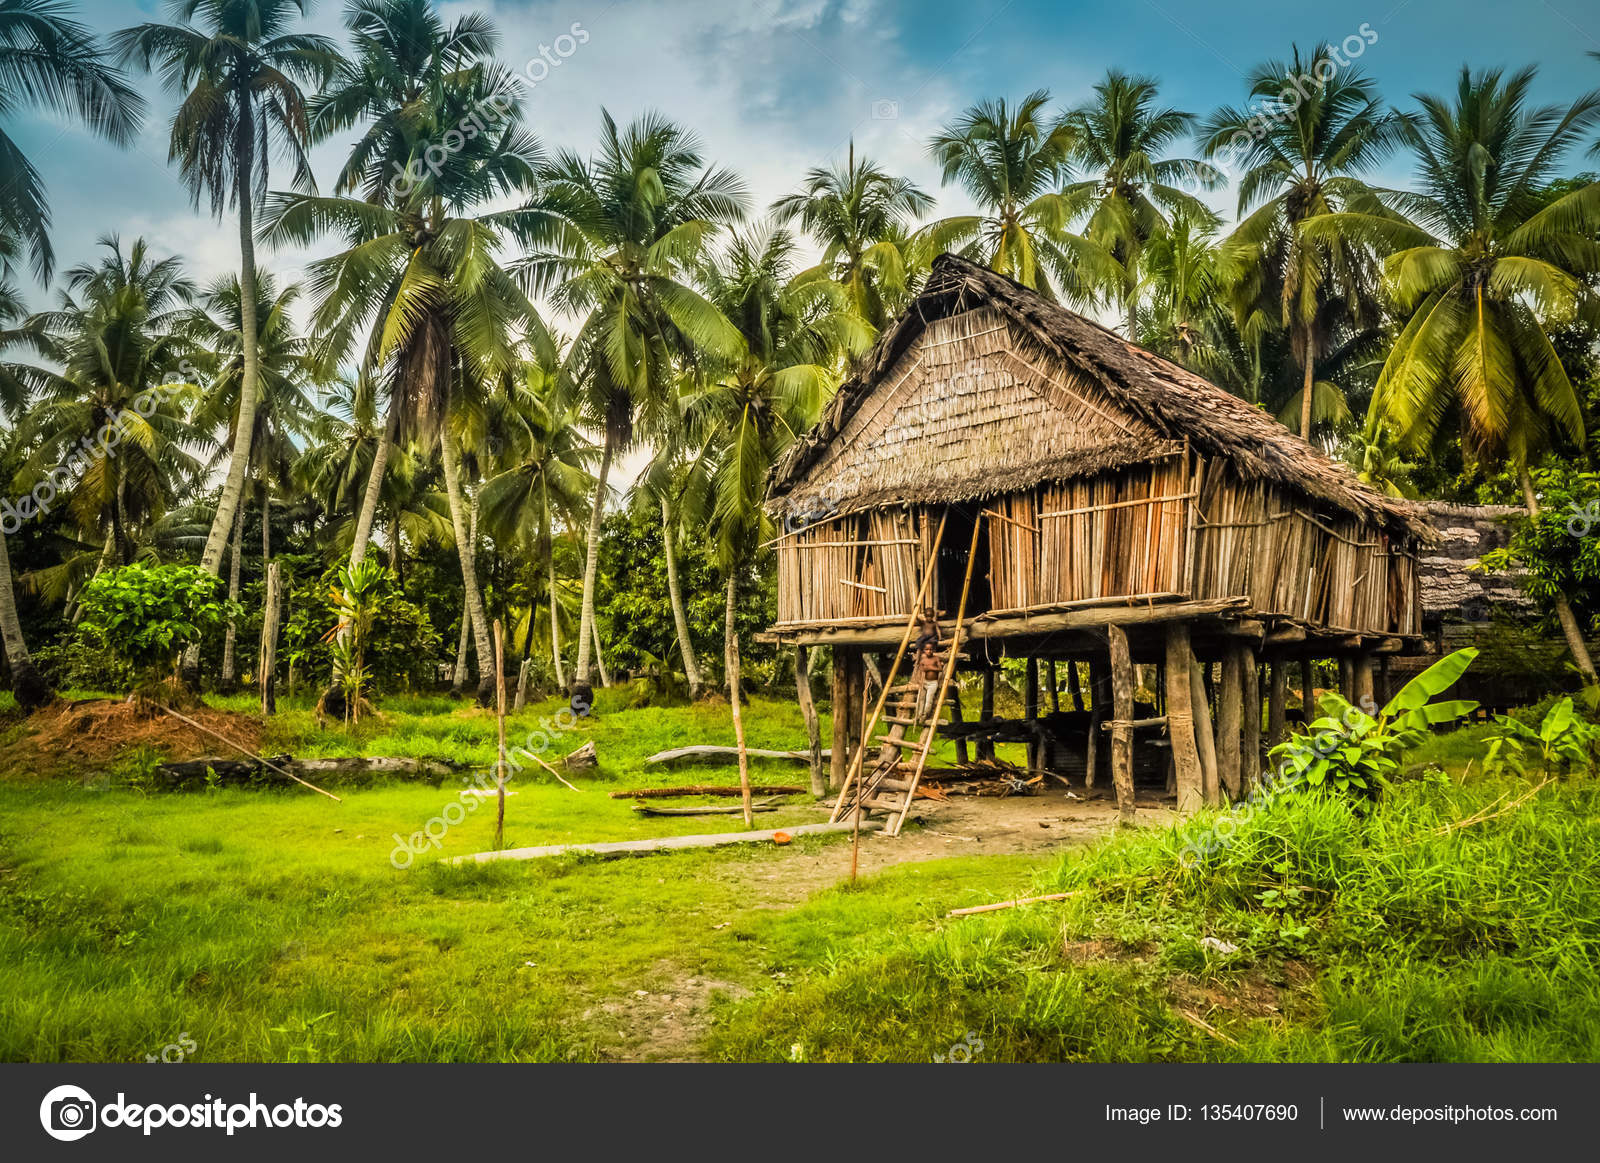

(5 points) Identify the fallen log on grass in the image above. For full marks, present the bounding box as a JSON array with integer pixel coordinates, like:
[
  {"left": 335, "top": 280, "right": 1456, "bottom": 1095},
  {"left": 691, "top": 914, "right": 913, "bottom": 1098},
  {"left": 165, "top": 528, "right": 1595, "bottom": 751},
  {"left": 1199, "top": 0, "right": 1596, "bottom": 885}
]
[
  {"left": 644, "top": 745, "right": 833, "bottom": 766},
  {"left": 454, "top": 819, "right": 884, "bottom": 864},
  {"left": 607, "top": 784, "right": 809, "bottom": 800},
  {"left": 632, "top": 796, "right": 784, "bottom": 817},
  {"left": 156, "top": 754, "right": 462, "bottom": 789}
]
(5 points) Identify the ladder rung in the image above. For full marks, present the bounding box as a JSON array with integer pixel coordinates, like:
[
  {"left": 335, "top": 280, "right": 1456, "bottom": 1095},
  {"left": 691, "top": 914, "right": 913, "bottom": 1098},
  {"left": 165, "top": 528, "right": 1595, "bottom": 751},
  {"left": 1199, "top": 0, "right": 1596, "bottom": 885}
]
[{"left": 861, "top": 795, "right": 906, "bottom": 811}]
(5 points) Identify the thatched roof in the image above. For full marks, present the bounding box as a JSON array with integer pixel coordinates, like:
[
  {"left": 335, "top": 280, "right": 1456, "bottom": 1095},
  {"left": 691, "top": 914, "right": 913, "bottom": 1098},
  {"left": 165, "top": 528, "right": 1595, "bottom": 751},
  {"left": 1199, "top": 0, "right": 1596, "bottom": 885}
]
[
  {"left": 1418, "top": 502, "right": 1531, "bottom": 619},
  {"left": 769, "top": 254, "right": 1431, "bottom": 541}
]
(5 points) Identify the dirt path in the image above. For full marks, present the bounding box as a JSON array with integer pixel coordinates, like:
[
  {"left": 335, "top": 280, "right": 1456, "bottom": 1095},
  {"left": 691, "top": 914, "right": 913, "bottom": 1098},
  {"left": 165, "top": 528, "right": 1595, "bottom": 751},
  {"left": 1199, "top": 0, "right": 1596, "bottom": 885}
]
[{"left": 601, "top": 786, "right": 1178, "bottom": 1060}]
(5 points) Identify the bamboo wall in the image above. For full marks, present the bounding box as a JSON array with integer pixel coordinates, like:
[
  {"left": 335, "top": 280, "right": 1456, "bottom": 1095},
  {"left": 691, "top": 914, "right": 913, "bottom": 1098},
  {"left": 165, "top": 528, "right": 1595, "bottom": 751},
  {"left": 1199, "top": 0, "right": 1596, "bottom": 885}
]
[
  {"left": 774, "top": 458, "right": 1421, "bottom": 637},
  {"left": 775, "top": 508, "right": 932, "bottom": 624}
]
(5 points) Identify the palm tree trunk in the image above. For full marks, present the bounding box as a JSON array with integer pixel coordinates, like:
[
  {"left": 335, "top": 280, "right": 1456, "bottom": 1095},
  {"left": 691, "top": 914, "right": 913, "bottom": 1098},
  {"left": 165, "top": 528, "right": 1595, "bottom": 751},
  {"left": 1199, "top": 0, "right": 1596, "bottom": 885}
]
[
  {"left": 198, "top": 101, "right": 262, "bottom": 575},
  {"left": 591, "top": 617, "right": 611, "bottom": 687},
  {"left": 1125, "top": 291, "right": 1137, "bottom": 343},
  {"left": 1298, "top": 338, "right": 1316, "bottom": 440},
  {"left": 440, "top": 432, "right": 494, "bottom": 704},
  {"left": 725, "top": 569, "right": 752, "bottom": 826},
  {"left": 348, "top": 429, "right": 390, "bottom": 570},
  {"left": 575, "top": 429, "right": 614, "bottom": 685},
  {"left": 660, "top": 493, "right": 703, "bottom": 698},
  {"left": 451, "top": 610, "right": 471, "bottom": 696},
  {"left": 0, "top": 528, "right": 52, "bottom": 710},
  {"left": 113, "top": 468, "right": 132, "bottom": 565},
  {"left": 548, "top": 538, "right": 566, "bottom": 690},
  {"left": 1519, "top": 464, "right": 1599, "bottom": 683},
  {"left": 219, "top": 496, "right": 246, "bottom": 693}
]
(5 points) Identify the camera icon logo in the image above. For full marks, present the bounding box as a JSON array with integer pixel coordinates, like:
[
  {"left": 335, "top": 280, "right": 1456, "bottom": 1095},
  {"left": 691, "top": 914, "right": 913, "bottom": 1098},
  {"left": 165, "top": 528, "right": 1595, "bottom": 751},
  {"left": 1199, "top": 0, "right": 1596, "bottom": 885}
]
[
  {"left": 870, "top": 98, "right": 899, "bottom": 119},
  {"left": 39, "top": 1084, "right": 97, "bottom": 1141}
]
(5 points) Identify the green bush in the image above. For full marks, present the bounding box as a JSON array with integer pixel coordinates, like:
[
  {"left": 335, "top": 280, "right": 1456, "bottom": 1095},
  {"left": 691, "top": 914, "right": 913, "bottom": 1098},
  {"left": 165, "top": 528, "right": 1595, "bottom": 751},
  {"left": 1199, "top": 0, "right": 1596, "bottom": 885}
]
[{"left": 75, "top": 563, "right": 243, "bottom": 684}]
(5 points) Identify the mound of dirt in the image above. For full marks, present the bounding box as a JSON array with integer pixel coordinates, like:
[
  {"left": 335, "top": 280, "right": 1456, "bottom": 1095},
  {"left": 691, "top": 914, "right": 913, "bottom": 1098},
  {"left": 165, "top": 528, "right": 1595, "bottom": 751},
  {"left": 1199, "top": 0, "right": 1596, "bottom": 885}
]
[{"left": 0, "top": 697, "right": 265, "bottom": 776}]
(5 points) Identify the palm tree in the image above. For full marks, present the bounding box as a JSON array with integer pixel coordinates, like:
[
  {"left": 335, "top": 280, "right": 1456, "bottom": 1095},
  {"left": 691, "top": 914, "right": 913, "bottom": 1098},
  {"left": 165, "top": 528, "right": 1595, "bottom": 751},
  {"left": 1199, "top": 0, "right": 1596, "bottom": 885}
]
[
  {"left": 0, "top": 0, "right": 143, "bottom": 281},
  {"left": 688, "top": 226, "right": 867, "bottom": 718},
  {"left": 511, "top": 109, "right": 748, "bottom": 685},
  {"left": 478, "top": 358, "right": 595, "bottom": 696},
  {"left": 113, "top": 0, "right": 339, "bottom": 596},
  {"left": 1200, "top": 45, "right": 1398, "bottom": 439},
  {"left": 0, "top": 252, "right": 49, "bottom": 707},
  {"left": 771, "top": 145, "right": 932, "bottom": 331},
  {"left": 309, "top": 0, "right": 499, "bottom": 202},
  {"left": 1061, "top": 69, "right": 1220, "bottom": 338},
  {"left": 1138, "top": 210, "right": 1247, "bottom": 386},
  {"left": 1309, "top": 66, "right": 1600, "bottom": 678},
  {"left": 14, "top": 236, "right": 204, "bottom": 567},
  {"left": 921, "top": 91, "right": 1109, "bottom": 300},
  {"left": 268, "top": 52, "right": 544, "bottom": 702},
  {"left": 184, "top": 271, "right": 316, "bottom": 689}
]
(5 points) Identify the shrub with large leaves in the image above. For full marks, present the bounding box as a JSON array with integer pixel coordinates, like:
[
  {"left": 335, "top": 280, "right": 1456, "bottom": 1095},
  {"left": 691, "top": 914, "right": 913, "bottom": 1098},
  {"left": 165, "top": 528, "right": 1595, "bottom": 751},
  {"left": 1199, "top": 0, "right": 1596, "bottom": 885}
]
[
  {"left": 76, "top": 563, "right": 243, "bottom": 683},
  {"left": 1269, "top": 648, "right": 1479, "bottom": 795},
  {"left": 1485, "top": 697, "right": 1600, "bottom": 778}
]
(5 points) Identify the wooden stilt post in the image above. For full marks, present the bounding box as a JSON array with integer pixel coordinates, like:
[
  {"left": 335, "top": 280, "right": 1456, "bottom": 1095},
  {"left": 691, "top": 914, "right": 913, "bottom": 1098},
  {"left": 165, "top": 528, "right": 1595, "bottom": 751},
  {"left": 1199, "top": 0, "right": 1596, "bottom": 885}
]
[
  {"left": 1066, "top": 659, "right": 1083, "bottom": 711},
  {"left": 1241, "top": 647, "right": 1261, "bottom": 797},
  {"left": 1377, "top": 655, "right": 1391, "bottom": 709},
  {"left": 1267, "top": 661, "right": 1288, "bottom": 749},
  {"left": 978, "top": 668, "right": 996, "bottom": 762},
  {"left": 1353, "top": 652, "right": 1375, "bottom": 711},
  {"left": 1024, "top": 656, "right": 1040, "bottom": 772},
  {"left": 1300, "top": 659, "right": 1315, "bottom": 725},
  {"left": 1190, "top": 653, "right": 1219, "bottom": 806},
  {"left": 795, "top": 646, "right": 824, "bottom": 796},
  {"left": 949, "top": 686, "right": 970, "bottom": 764},
  {"left": 1047, "top": 660, "right": 1060, "bottom": 714},
  {"left": 1339, "top": 657, "right": 1355, "bottom": 701},
  {"left": 1218, "top": 646, "right": 1243, "bottom": 801},
  {"left": 1107, "top": 627, "right": 1136, "bottom": 825},
  {"left": 829, "top": 649, "right": 850, "bottom": 791},
  {"left": 1165, "top": 624, "right": 1203, "bottom": 812},
  {"left": 1085, "top": 657, "right": 1109, "bottom": 788}
]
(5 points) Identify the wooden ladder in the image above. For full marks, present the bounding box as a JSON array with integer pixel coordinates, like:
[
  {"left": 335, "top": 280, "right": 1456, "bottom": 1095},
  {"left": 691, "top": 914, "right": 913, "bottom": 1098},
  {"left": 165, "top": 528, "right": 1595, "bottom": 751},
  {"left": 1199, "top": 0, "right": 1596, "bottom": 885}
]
[{"left": 830, "top": 513, "right": 984, "bottom": 838}]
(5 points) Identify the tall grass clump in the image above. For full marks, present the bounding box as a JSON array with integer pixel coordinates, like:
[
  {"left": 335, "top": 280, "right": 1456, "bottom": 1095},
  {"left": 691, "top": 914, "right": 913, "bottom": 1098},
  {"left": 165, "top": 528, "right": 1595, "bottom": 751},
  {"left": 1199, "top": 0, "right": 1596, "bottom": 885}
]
[{"left": 710, "top": 774, "right": 1600, "bottom": 1062}]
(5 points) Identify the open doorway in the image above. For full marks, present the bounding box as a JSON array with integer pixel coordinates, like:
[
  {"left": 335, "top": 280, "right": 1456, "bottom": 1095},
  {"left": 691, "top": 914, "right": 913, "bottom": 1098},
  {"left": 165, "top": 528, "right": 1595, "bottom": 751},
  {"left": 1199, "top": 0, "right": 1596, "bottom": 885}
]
[{"left": 934, "top": 503, "right": 992, "bottom": 619}]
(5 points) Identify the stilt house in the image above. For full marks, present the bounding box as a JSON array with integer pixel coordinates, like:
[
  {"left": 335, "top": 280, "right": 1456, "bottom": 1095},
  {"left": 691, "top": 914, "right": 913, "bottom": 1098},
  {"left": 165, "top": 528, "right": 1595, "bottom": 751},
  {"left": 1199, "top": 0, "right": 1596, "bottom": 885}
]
[{"left": 763, "top": 254, "right": 1431, "bottom": 827}]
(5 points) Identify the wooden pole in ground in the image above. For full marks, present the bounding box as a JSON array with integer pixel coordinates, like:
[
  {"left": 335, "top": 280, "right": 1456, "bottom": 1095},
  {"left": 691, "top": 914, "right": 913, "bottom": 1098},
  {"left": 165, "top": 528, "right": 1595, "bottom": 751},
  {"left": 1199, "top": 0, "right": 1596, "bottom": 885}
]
[
  {"left": 258, "top": 560, "right": 281, "bottom": 716},
  {"left": 1339, "top": 657, "right": 1355, "bottom": 702},
  {"left": 1267, "top": 661, "right": 1288, "bottom": 749},
  {"left": 728, "top": 623, "right": 752, "bottom": 827},
  {"left": 493, "top": 620, "right": 509, "bottom": 850},
  {"left": 1301, "top": 658, "right": 1316, "bottom": 725},
  {"left": 1218, "top": 646, "right": 1242, "bottom": 801},
  {"left": 949, "top": 686, "right": 970, "bottom": 763},
  {"left": 1047, "top": 660, "right": 1060, "bottom": 714},
  {"left": 795, "top": 646, "right": 824, "bottom": 796},
  {"left": 1024, "top": 656, "right": 1039, "bottom": 772},
  {"left": 1107, "top": 627, "right": 1136, "bottom": 825},
  {"left": 1190, "top": 654, "right": 1219, "bottom": 806},
  {"left": 1165, "top": 625, "right": 1203, "bottom": 811},
  {"left": 1084, "top": 658, "right": 1102, "bottom": 788},
  {"left": 1377, "top": 655, "right": 1391, "bottom": 709},
  {"left": 1241, "top": 647, "right": 1261, "bottom": 797},
  {"left": 1066, "top": 659, "right": 1083, "bottom": 711}
]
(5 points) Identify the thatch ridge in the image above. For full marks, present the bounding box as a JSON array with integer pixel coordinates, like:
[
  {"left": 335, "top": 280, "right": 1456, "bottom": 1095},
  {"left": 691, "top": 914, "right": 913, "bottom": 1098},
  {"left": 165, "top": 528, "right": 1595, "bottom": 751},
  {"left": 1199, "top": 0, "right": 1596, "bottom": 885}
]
[{"left": 770, "top": 254, "right": 1432, "bottom": 541}]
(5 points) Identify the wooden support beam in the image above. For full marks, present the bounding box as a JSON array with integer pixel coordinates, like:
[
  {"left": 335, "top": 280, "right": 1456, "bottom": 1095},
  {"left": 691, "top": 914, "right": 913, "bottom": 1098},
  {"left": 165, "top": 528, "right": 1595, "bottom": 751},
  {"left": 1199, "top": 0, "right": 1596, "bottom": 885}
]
[
  {"left": 1300, "top": 659, "right": 1315, "bottom": 724},
  {"left": 829, "top": 649, "right": 850, "bottom": 791},
  {"left": 457, "top": 820, "right": 885, "bottom": 863},
  {"left": 1267, "top": 662, "right": 1288, "bottom": 750},
  {"left": 1353, "top": 652, "right": 1375, "bottom": 711},
  {"left": 1241, "top": 647, "right": 1262, "bottom": 797},
  {"left": 1191, "top": 656, "right": 1219, "bottom": 806},
  {"left": 1264, "top": 625, "right": 1306, "bottom": 647},
  {"left": 1107, "top": 626, "right": 1136, "bottom": 825},
  {"left": 1218, "top": 646, "right": 1243, "bottom": 801},
  {"left": 1222, "top": 619, "right": 1266, "bottom": 640},
  {"left": 1047, "top": 660, "right": 1060, "bottom": 714},
  {"left": 795, "top": 646, "right": 824, "bottom": 796},
  {"left": 1023, "top": 656, "right": 1040, "bottom": 772},
  {"left": 1339, "top": 658, "right": 1355, "bottom": 701},
  {"left": 1066, "top": 658, "right": 1084, "bottom": 710},
  {"left": 1165, "top": 625, "right": 1203, "bottom": 812}
]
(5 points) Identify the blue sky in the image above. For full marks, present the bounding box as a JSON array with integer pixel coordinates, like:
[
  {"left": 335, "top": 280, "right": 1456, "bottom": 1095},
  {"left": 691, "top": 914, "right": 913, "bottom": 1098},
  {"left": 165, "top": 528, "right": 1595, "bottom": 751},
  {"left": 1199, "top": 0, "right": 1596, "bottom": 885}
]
[{"left": 11, "top": 0, "right": 1600, "bottom": 311}]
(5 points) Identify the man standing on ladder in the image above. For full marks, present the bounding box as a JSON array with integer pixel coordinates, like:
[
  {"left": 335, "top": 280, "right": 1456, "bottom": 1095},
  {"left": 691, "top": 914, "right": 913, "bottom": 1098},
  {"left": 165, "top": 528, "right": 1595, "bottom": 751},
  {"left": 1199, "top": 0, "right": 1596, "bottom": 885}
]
[{"left": 912, "top": 610, "right": 945, "bottom": 723}]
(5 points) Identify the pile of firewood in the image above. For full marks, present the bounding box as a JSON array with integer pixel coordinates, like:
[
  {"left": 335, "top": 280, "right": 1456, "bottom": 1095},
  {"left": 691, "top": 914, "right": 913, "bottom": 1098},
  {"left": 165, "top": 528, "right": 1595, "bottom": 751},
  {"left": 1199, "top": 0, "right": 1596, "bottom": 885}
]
[{"left": 915, "top": 758, "right": 1043, "bottom": 799}]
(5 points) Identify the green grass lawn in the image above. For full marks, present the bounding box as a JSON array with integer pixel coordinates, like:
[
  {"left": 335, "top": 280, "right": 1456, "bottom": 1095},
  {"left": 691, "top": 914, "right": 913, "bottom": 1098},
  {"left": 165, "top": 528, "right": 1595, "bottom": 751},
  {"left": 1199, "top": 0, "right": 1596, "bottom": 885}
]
[{"left": 1, "top": 689, "right": 1593, "bottom": 1062}]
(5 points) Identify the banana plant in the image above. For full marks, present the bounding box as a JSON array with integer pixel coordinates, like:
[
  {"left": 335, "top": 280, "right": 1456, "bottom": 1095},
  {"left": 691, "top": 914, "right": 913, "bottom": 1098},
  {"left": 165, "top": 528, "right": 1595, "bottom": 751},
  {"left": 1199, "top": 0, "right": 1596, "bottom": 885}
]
[
  {"left": 1269, "top": 648, "right": 1479, "bottom": 796},
  {"left": 1484, "top": 697, "right": 1599, "bottom": 778}
]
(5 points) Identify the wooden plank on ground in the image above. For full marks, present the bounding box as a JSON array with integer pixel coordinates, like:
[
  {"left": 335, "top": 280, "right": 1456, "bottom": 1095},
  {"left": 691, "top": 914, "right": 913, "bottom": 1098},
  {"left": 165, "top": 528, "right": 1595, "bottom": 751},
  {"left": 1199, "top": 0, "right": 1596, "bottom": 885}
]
[{"left": 454, "top": 820, "right": 884, "bottom": 863}]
